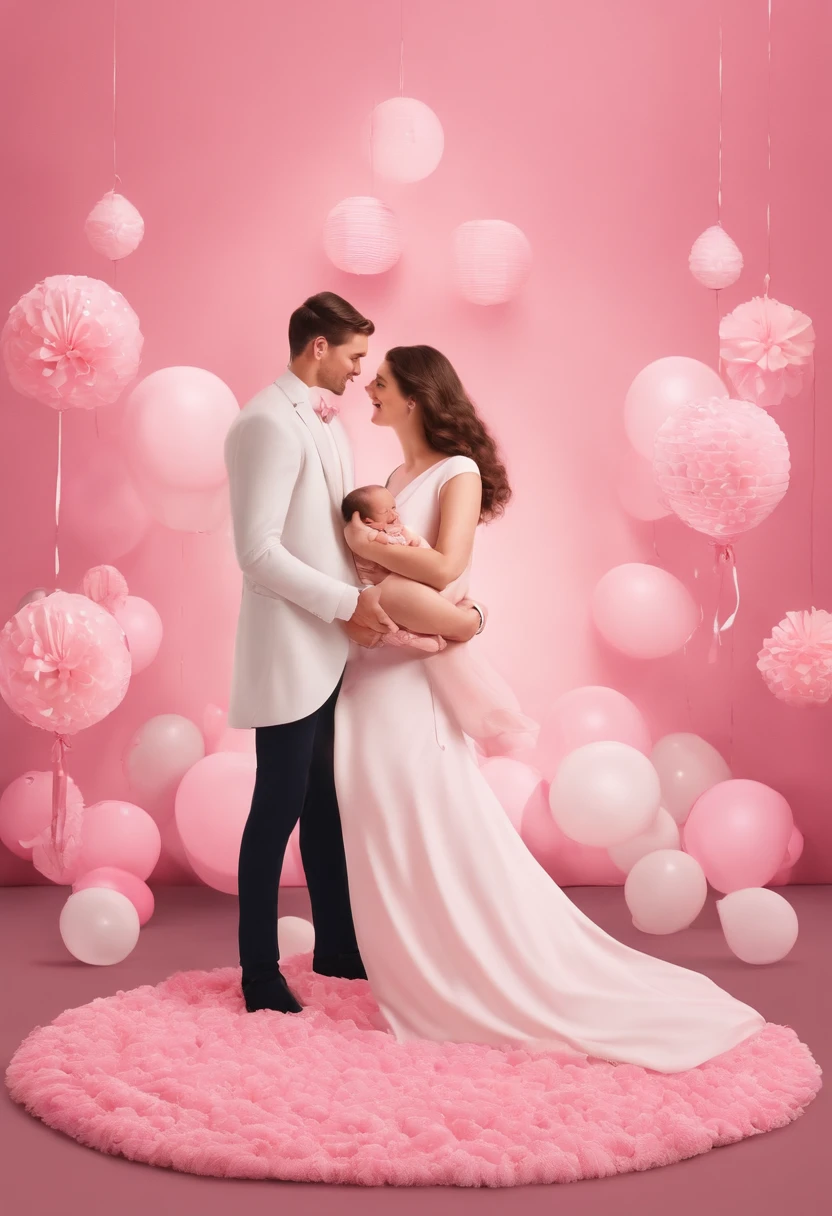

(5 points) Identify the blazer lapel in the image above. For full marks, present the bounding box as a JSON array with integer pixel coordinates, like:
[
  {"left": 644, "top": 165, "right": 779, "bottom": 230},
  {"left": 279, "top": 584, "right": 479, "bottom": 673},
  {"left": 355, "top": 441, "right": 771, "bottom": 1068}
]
[{"left": 294, "top": 399, "right": 344, "bottom": 509}]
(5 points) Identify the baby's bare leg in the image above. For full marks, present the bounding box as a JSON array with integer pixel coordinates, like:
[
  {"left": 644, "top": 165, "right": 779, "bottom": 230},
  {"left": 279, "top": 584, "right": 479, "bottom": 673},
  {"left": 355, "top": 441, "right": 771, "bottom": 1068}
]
[{"left": 378, "top": 575, "right": 479, "bottom": 642}]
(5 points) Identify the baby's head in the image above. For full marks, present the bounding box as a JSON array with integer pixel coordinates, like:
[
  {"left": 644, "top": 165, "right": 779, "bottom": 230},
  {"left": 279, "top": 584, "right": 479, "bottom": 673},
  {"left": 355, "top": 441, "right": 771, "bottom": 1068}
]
[{"left": 341, "top": 485, "right": 400, "bottom": 530}]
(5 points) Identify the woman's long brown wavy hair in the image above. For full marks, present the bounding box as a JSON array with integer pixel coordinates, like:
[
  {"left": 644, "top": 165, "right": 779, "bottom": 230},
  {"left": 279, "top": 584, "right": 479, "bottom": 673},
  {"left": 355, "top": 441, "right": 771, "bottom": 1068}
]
[{"left": 385, "top": 346, "right": 511, "bottom": 522}]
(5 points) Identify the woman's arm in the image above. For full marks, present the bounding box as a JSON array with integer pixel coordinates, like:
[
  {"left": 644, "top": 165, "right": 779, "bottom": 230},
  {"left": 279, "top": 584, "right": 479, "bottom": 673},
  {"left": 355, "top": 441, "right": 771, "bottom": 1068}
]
[{"left": 344, "top": 472, "right": 482, "bottom": 591}]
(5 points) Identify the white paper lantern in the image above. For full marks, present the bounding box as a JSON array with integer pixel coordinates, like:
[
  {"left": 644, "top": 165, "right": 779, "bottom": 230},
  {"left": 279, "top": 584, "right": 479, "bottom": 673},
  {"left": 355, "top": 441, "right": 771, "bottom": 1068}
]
[
  {"left": 367, "top": 97, "right": 444, "bottom": 183},
  {"left": 452, "top": 220, "right": 532, "bottom": 305},
  {"left": 689, "top": 225, "right": 743, "bottom": 289},
  {"left": 85, "top": 191, "right": 145, "bottom": 260},
  {"left": 323, "top": 196, "right": 402, "bottom": 275}
]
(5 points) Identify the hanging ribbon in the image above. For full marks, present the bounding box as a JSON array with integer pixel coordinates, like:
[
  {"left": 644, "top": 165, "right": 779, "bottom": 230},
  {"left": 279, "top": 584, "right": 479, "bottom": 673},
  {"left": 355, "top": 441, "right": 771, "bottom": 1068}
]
[
  {"left": 708, "top": 543, "right": 740, "bottom": 663},
  {"left": 50, "top": 734, "right": 71, "bottom": 854},
  {"left": 54, "top": 410, "right": 63, "bottom": 582}
]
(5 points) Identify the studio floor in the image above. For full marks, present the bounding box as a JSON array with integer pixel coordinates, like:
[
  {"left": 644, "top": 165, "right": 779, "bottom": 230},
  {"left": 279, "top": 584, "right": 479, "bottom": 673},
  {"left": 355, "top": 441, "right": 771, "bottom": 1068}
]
[{"left": 1, "top": 883, "right": 829, "bottom": 1216}]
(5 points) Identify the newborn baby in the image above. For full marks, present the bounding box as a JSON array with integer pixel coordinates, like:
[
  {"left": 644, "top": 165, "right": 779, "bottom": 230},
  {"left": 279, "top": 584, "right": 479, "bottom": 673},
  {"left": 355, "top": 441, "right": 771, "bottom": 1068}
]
[{"left": 341, "top": 484, "right": 474, "bottom": 652}]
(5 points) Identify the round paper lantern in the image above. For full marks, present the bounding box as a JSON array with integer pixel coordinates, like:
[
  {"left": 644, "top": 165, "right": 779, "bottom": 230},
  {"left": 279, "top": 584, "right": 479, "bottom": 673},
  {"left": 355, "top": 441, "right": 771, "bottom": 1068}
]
[
  {"left": 757, "top": 609, "right": 832, "bottom": 706},
  {"left": 1, "top": 275, "right": 143, "bottom": 410},
  {"left": 85, "top": 191, "right": 145, "bottom": 260},
  {"left": 452, "top": 220, "right": 532, "bottom": 306},
  {"left": 719, "top": 296, "right": 815, "bottom": 408},
  {"left": 689, "top": 225, "right": 743, "bottom": 289},
  {"left": 367, "top": 97, "right": 444, "bottom": 183},
  {"left": 591, "top": 564, "right": 699, "bottom": 659},
  {"left": 623, "top": 357, "right": 727, "bottom": 460},
  {"left": 124, "top": 367, "right": 239, "bottom": 491},
  {"left": 653, "top": 397, "right": 790, "bottom": 544},
  {"left": 323, "top": 196, "right": 402, "bottom": 275}
]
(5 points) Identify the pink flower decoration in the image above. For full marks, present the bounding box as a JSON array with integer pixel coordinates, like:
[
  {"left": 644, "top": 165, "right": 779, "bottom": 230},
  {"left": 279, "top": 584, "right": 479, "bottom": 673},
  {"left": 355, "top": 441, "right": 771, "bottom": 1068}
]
[
  {"left": 1, "top": 274, "right": 143, "bottom": 410},
  {"left": 0, "top": 592, "right": 131, "bottom": 736},
  {"left": 719, "top": 296, "right": 815, "bottom": 408},
  {"left": 82, "top": 565, "right": 129, "bottom": 614},
  {"left": 653, "top": 397, "right": 790, "bottom": 543},
  {"left": 757, "top": 609, "right": 832, "bottom": 707},
  {"left": 309, "top": 389, "right": 339, "bottom": 424},
  {"left": 689, "top": 225, "right": 743, "bottom": 289},
  {"left": 85, "top": 191, "right": 145, "bottom": 261}
]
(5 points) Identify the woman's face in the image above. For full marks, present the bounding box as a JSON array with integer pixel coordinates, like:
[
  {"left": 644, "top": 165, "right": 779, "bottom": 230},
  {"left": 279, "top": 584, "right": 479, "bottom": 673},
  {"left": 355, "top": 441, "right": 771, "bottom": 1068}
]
[{"left": 365, "top": 360, "right": 412, "bottom": 428}]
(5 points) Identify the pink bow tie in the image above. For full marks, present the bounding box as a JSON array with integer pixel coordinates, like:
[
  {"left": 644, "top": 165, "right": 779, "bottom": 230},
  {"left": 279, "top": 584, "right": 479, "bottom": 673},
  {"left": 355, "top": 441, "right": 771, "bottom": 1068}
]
[{"left": 309, "top": 389, "right": 339, "bottom": 424}]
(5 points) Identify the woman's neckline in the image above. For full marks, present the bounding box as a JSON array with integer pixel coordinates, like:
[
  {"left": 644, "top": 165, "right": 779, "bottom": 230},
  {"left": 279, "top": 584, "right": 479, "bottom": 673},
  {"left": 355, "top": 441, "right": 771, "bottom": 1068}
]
[{"left": 388, "top": 455, "right": 452, "bottom": 499}]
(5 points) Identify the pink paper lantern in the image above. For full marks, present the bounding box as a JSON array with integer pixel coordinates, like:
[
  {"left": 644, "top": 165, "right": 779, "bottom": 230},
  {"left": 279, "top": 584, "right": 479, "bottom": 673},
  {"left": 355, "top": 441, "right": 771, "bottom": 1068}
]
[
  {"left": 653, "top": 396, "right": 790, "bottom": 544},
  {"left": 82, "top": 565, "right": 129, "bottom": 614},
  {"left": 367, "top": 97, "right": 444, "bottom": 183},
  {"left": 757, "top": 609, "right": 832, "bottom": 706},
  {"left": 688, "top": 225, "right": 743, "bottom": 289},
  {"left": 452, "top": 220, "right": 532, "bottom": 305},
  {"left": 719, "top": 296, "right": 815, "bottom": 408},
  {"left": 323, "top": 196, "right": 402, "bottom": 275},
  {"left": 85, "top": 191, "right": 145, "bottom": 260},
  {"left": 1, "top": 275, "right": 143, "bottom": 410}
]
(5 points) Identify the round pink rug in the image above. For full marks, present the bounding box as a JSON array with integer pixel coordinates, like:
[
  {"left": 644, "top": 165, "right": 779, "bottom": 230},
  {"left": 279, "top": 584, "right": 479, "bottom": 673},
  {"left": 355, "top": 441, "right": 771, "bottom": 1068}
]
[{"left": 6, "top": 956, "right": 821, "bottom": 1187}]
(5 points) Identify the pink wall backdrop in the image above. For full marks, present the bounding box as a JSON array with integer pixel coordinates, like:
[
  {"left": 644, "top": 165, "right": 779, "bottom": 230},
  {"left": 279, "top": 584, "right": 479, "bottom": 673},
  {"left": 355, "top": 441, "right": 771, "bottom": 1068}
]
[{"left": 1, "top": 0, "right": 830, "bottom": 883}]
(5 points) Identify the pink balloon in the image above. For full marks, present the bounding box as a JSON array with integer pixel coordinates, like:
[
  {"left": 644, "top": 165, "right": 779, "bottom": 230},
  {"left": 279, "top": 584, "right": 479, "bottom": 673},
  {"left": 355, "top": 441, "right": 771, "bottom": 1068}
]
[
  {"left": 113, "top": 596, "right": 163, "bottom": 674},
  {"left": 550, "top": 741, "right": 661, "bottom": 847},
  {"left": 653, "top": 397, "right": 790, "bottom": 544},
  {"left": 520, "top": 777, "right": 624, "bottom": 885},
  {"left": 123, "top": 714, "right": 205, "bottom": 818},
  {"left": 591, "top": 564, "right": 699, "bottom": 660},
  {"left": 683, "top": 779, "right": 793, "bottom": 894},
  {"left": 536, "top": 686, "right": 651, "bottom": 779},
  {"left": 1, "top": 275, "right": 143, "bottom": 410},
  {"left": 130, "top": 466, "right": 230, "bottom": 533},
  {"left": 75, "top": 800, "right": 161, "bottom": 881},
  {"left": 124, "top": 367, "right": 239, "bottom": 491},
  {"left": 175, "top": 753, "right": 256, "bottom": 894},
  {"left": 480, "top": 758, "right": 542, "bottom": 831},
  {"left": 14, "top": 588, "right": 50, "bottom": 613},
  {"left": 72, "top": 865, "right": 154, "bottom": 925},
  {"left": 214, "top": 725, "right": 255, "bottom": 754},
  {"left": 203, "top": 704, "right": 228, "bottom": 752},
  {"left": 62, "top": 440, "right": 152, "bottom": 561},
  {"left": 784, "top": 825, "right": 804, "bottom": 867},
  {"left": 623, "top": 356, "right": 727, "bottom": 460},
  {"left": 615, "top": 450, "right": 672, "bottom": 521},
  {"left": 0, "top": 593, "right": 131, "bottom": 735},
  {"left": 717, "top": 888, "right": 799, "bottom": 964},
  {"left": 0, "top": 771, "right": 84, "bottom": 860}
]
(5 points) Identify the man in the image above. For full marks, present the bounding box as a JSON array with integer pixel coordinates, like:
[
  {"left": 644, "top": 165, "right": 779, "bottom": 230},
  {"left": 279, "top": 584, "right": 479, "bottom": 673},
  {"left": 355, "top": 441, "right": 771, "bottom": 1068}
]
[{"left": 225, "top": 292, "right": 396, "bottom": 1013}]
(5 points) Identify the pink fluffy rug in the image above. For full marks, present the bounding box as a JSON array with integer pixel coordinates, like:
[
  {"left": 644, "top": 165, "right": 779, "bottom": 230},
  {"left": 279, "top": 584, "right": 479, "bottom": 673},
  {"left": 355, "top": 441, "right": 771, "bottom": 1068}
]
[{"left": 6, "top": 956, "right": 821, "bottom": 1187}]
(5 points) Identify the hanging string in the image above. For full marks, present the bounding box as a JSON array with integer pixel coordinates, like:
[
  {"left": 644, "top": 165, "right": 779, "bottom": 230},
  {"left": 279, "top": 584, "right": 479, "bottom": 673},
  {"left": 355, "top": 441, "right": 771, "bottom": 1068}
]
[
  {"left": 809, "top": 371, "right": 817, "bottom": 605},
  {"left": 54, "top": 412, "right": 63, "bottom": 582},
  {"left": 112, "top": 0, "right": 120, "bottom": 194},
  {"left": 399, "top": 0, "right": 405, "bottom": 95},
  {"left": 717, "top": 5, "right": 723, "bottom": 223},
  {"left": 764, "top": 0, "right": 772, "bottom": 295},
  {"left": 708, "top": 543, "right": 740, "bottom": 663},
  {"left": 180, "top": 536, "right": 186, "bottom": 689}
]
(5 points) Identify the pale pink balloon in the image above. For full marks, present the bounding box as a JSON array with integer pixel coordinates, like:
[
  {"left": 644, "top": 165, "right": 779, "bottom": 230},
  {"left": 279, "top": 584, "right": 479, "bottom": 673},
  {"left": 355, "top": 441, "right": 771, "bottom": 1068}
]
[
  {"left": 624, "top": 356, "right": 727, "bottom": 460},
  {"left": 72, "top": 865, "right": 154, "bottom": 925},
  {"left": 624, "top": 850, "right": 708, "bottom": 935},
  {"left": 214, "top": 725, "right": 255, "bottom": 754},
  {"left": 123, "top": 714, "right": 205, "bottom": 818},
  {"left": 520, "top": 778, "right": 624, "bottom": 885},
  {"left": 130, "top": 465, "right": 230, "bottom": 534},
  {"left": 278, "top": 915, "right": 315, "bottom": 957},
  {"left": 75, "top": 800, "right": 162, "bottom": 881},
  {"left": 175, "top": 752, "right": 256, "bottom": 894},
  {"left": 615, "top": 450, "right": 672, "bottom": 522},
  {"left": 536, "top": 685, "right": 651, "bottom": 779},
  {"left": 124, "top": 367, "right": 239, "bottom": 491},
  {"left": 650, "top": 733, "right": 731, "bottom": 825},
  {"left": 281, "top": 823, "right": 306, "bottom": 887},
  {"left": 683, "top": 779, "right": 793, "bottom": 894},
  {"left": 550, "top": 741, "right": 661, "bottom": 848},
  {"left": 0, "top": 771, "right": 84, "bottom": 860},
  {"left": 591, "top": 564, "right": 699, "bottom": 660},
  {"left": 717, "top": 888, "right": 798, "bottom": 964},
  {"left": 480, "top": 757, "right": 542, "bottom": 831},
  {"left": 62, "top": 440, "right": 151, "bottom": 561},
  {"left": 203, "top": 704, "right": 228, "bottom": 752},
  {"left": 113, "top": 596, "right": 163, "bottom": 674},
  {"left": 59, "top": 887, "right": 140, "bottom": 965},
  {"left": 608, "top": 808, "right": 680, "bottom": 873},
  {"left": 14, "top": 588, "right": 50, "bottom": 613},
  {"left": 784, "top": 825, "right": 804, "bottom": 867}
]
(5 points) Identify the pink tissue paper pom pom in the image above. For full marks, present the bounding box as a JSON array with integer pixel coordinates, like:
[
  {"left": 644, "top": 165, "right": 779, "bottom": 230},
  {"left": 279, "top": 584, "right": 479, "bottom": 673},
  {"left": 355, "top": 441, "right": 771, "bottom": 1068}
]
[
  {"left": 82, "top": 565, "right": 130, "bottom": 614},
  {"left": 757, "top": 609, "right": 832, "bottom": 707},
  {"left": 85, "top": 191, "right": 145, "bottom": 260},
  {"left": 719, "top": 296, "right": 815, "bottom": 408},
  {"left": 0, "top": 592, "right": 131, "bottom": 736},
  {"left": 689, "top": 225, "right": 743, "bottom": 289},
  {"left": 653, "top": 396, "right": 790, "bottom": 543},
  {"left": 1, "top": 274, "right": 143, "bottom": 411}
]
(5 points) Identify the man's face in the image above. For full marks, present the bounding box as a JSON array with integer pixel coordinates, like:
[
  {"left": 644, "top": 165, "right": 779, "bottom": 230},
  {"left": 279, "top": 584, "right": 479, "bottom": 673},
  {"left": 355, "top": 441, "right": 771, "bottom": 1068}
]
[{"left": 317, "top": 333, "right": 369, "bottom": 396}]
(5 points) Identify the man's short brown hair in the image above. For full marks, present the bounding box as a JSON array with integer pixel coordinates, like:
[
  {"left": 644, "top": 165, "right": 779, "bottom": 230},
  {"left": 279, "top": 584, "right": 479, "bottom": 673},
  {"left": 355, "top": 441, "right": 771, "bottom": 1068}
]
[{"left": 288, "top": 292, "right": 374, "bottom": 358}]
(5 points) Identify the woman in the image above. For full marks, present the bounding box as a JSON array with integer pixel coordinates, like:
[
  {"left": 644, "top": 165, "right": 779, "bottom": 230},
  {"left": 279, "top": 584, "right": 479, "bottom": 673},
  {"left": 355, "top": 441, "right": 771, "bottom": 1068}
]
[{"left": 334, "top": 345, "right": 766, "bottom": 1074}]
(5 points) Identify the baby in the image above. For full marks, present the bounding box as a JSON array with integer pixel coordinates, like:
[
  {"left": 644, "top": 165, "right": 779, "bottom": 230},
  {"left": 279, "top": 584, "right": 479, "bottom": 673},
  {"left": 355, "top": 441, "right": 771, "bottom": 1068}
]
[
  {"left": 341, "top": 485, "right": 475, "bottom": 652},
  {"left": 341, "top": 485, "right": 539, "bottom": 758}
]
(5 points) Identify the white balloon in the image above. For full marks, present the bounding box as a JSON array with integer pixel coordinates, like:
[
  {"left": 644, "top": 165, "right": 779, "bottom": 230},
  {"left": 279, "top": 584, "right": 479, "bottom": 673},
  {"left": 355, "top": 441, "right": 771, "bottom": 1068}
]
[
  {"left": 60, "top": 888, "right": 140, "bottom": 965},
  {"left": 549, "top": 741, "right": 661, "bottom": 847},
  {"left": 278, "top": 916, "right": 315, "bottom": 958},
  {"left": 123, "top": 714, "right": 205, "bottom": 815},
  {"left": 717, "top": 888, "right": 798, "bottom": 964},
  {"left": 624, "top": 850, "right": 707, "bottom": 935},
  {"left": 651, "top": 733, "right": 731, "bottom": 824},
  {"left": 608, "top": 808, "right": 681, "bottom": 872}
]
